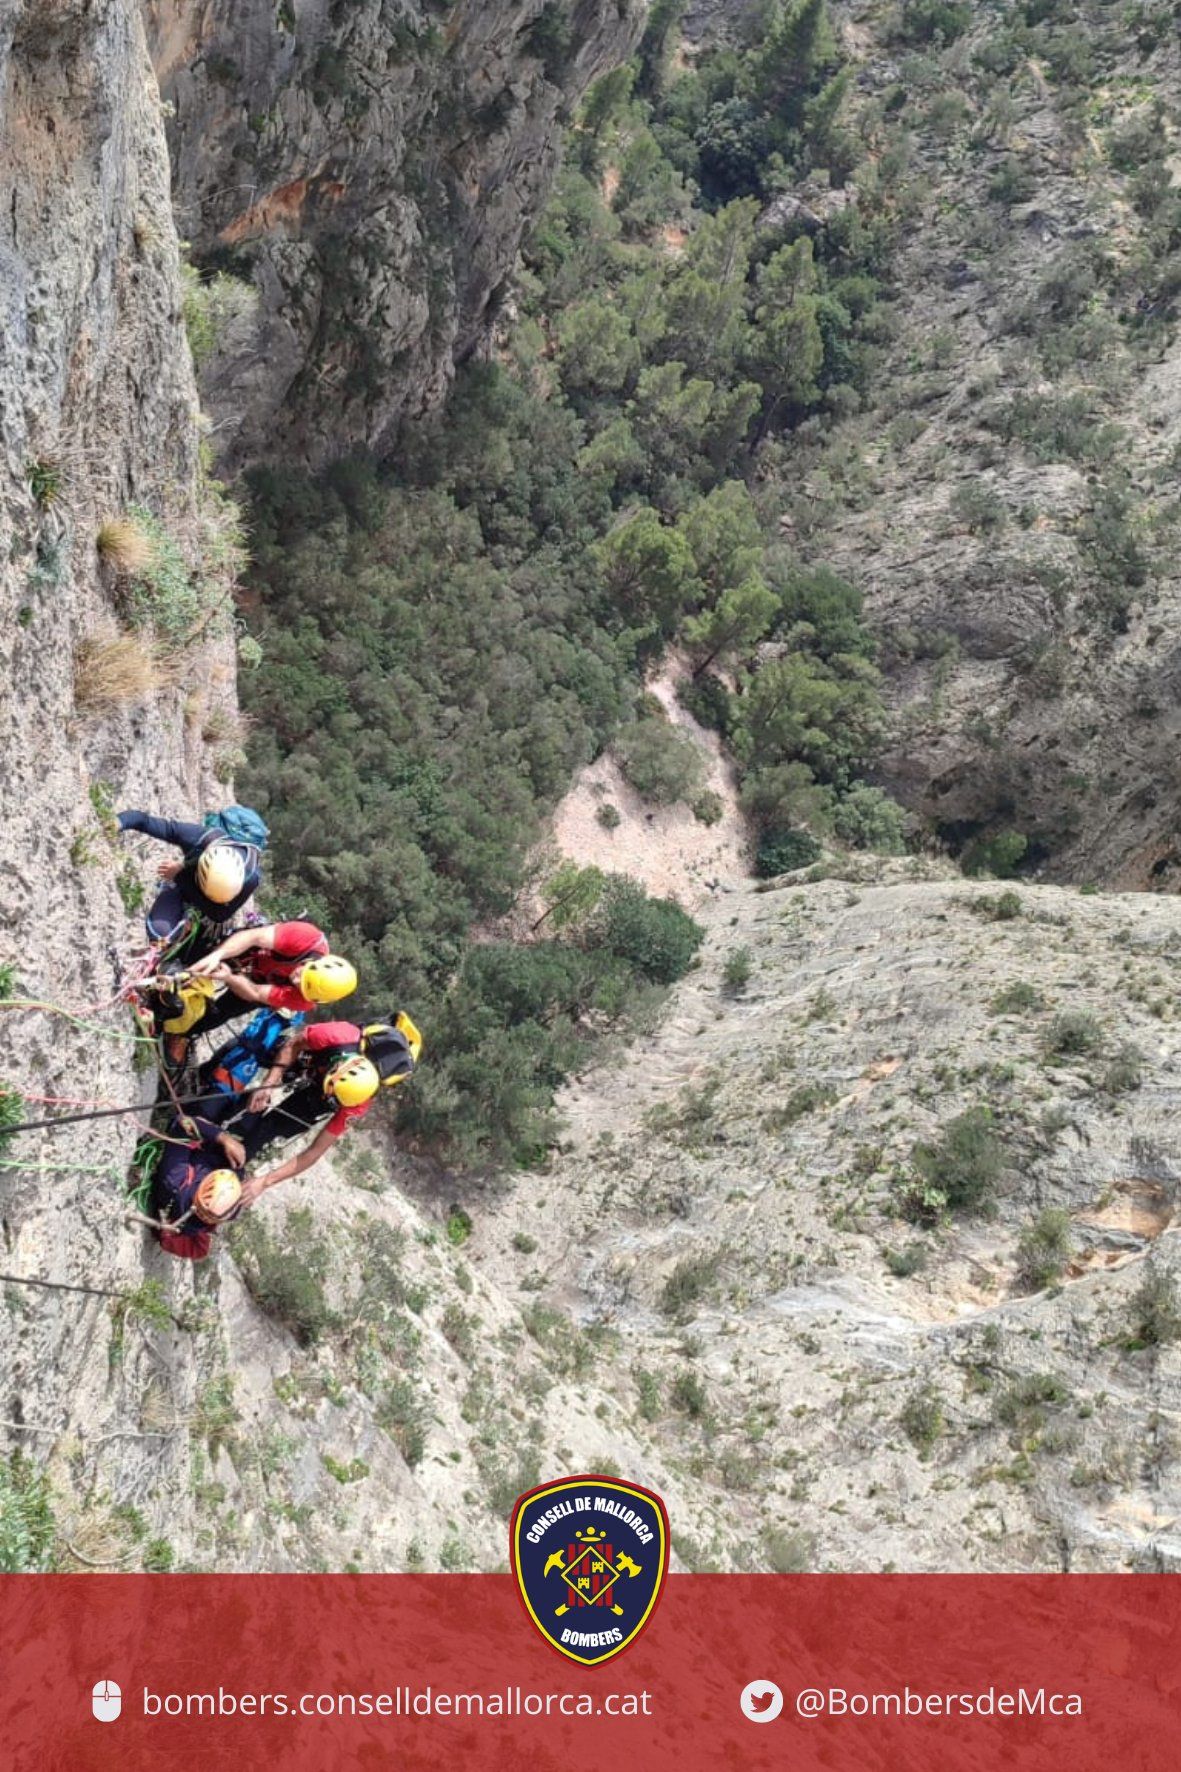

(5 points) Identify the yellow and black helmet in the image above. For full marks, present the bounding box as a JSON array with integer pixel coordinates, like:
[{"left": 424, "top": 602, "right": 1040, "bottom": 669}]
[{"left": 360, "top": 1012, "right": 421, "bottom": 1087}]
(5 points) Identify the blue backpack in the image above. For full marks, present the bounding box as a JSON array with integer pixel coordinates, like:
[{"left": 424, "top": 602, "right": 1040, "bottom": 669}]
[
  {"left": 203, "top": 805, "right": 270, "bottom": 850},
  {"left": 203, "top": 1007, "right": 306, "bottom": 1096}
]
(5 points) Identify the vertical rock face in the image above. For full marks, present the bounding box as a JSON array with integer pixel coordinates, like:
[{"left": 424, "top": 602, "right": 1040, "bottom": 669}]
[
  {"left": 147, "top": 0, "right": 646, "bottom": 468},
  {"left": 0, "top": 0, "right": 232, "bottom": 1554}
]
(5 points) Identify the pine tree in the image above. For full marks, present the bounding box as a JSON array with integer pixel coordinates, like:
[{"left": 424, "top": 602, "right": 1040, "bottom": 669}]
[{"left": 747, "top": 0, "right": 837, "bottom": 119}]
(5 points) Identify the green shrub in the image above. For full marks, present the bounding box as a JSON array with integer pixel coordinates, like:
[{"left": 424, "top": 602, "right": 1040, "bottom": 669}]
[
  {"left": 376, "top": 1378, "right": 429, "bottom": 1467},
  {"left": 181, "top": 263, "right": 258, "bottom": 370},
  {"left": 596, "top": 802, "right": 621, "bottom": 830},
  {"left": 1015, "top": 1208, "right": 1072, "bottom": 1291},
  {"left": 0, "top": 1085, "right": 22, "bottom": 1158},
  {"left": 692, "top": 789, "right": 725, "bottom": 826},
  {"left": 0, "top": 1452, "right": 55, "bottom": 1572},
  {"left": 589, "top": 877, "right": 703, "bottom": 985},
  {"left": 832, "top": 784, "right": 906, "bottom": 853},
  {"left": 671, "top": 1371, "right": 709, "bottom": 1417},
  {"left": 121, "top": 507, "right": 203, "bottom": 646},
  {"left": 763, "top": 1526, "right": 816, "bottom": 1572},
  {"left": 446, "top": 1207, "right": 473, "bottom": 1246},
  {"left": 1128, "top": 1267, "right": 1181, "bottom": 1349},
  {"left": 677, "top": 672, "right": 735, "bottom": 736},
  {"left": 615, "top": 717, "right": 706, "bottom": 806},
  {"left": 961, "top": 832, "right": 1027, "bottom": 878},
  {"left": 884, "top": 1241, "right": 928, "bottom": 1278},
  {"left": 1100, "top": 1044, "right": 1143, "bottom": 1097},
  {"left": 1043, "top": 1010, "right": 1103, "bottom": 1058},
  {"left": 525, "top": 1, "right": 574, "bottom": 81},
  {"left": 723, "top": 945, "right": 753, "bottom": 994},
  {"left": 143, "top": 1537, "right": 174, "bottom": 1572},
  {"left": 27, "top": 459, "right": 62, "bottom": 508},
  {"left": 756, "top": 828, "right": 822, "bottom": 876},
  {"left": 897, "top": 1, "right": 971, "bottom": 44},
  {"left": 660, "top": 1252, "right": 722, "bottom": 1321},
  {"left": 991, "top": 980, "right": 1043, "bottom": 1014},
  {"left": 766, "top": 1082, "right": 836, "bottom": 1129},
  {"left": 229, "top": 1209, "right": 340, "bottom": 1346},
  {"left": 910, "top": 1106, "right": 1004, "bottom": 1217},
  {"left": 969, "top": 889, "right": 1023, "bottom": 921},
  {"left": 900, "top": 1385, "right": 945, "bottom": 1455},
  {"left": 950, "top": 482, "right": 1007, "bottom": 534},
  {"left": 994, "top": 1372, "right": 1070, "bottom": 1435}
]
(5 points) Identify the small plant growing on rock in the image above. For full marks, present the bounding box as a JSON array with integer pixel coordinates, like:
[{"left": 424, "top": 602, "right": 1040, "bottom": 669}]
[
  {"left": 1043, "top": 1010, "right": 1103, "bottom": 1059},
  {"left": 0, "top": 1452, "right": 56, "bottom": 1572},
  {"left": 1015, "top": 1208, "right": 1072, "bottom": 1292},
  {"left": 596, "top": 802, "right": 621, "bottom": 830},
  {"left": 1099, "top": 1044, "right": 1143, "bottom": 1097},
  {"left": 659, "top": 1252, "right": 722, "bottom": 1322},
  {"left": 884, "top": 1241, "right": 929, "bottom": 1278},
  {"left": 901, "top": 1385, "right": 945, "bottom": 1457},
  {"left": 969, "top": 889, "right": 1023, "bottom": 921},
  {"left": 1127, "top": 1266, "right": 1181, "bottom": 1350},
  {"left": 991, "top": 980, "right": 1043, "bottom": 1015},
  {"left": 27, "top": 459, "right": 62, "bottom": 509},
  {"left": 723, "top": 946, "right": 753, "bottom": 994}
]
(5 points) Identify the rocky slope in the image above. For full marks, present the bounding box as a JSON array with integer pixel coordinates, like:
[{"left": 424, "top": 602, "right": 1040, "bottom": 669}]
[
  {"left": 784, "top": 0, "right": 1181, "bottom": 889},
  {"left": 147, "top": 0, "right": 647, "bottom": 468},
  {"left": 189, "top": 855, "right": 1181, "bottom": 1574},
  {"left": 471, "top": 858, "right": 1181, "bottom": 1572}
]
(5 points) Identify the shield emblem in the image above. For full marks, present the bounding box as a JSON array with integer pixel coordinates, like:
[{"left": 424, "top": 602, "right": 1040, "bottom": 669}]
[{"left": 510, "top": 1474, "right": 669, "bottom": 1665}]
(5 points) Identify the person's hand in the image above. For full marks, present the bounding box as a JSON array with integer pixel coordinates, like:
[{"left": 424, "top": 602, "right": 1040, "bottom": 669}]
[
  {"left": 219, "top": 1134, "right": 246, "bottom": 1168},
  {"left": 157, "top": 860, "right": 181, "bottom": 881},
  {"left": 236, "top": 1175, "right": 265, "bottom": 1211},
  {"left": 188, "top": 953, "right": 223, "bottom": 977},
  {"left": 248, "top": 1087, "right": 273, "bottom": 1114}
]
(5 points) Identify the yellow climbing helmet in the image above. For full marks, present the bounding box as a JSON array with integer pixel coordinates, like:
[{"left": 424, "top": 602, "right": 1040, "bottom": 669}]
[
  {"left": 193, "top": 1169, "right": 242, "bottom": 1225},
  {"left": 324, "top": 1055, "right": 380, "bottom": 1108},
  {"left": 297, "top": 954, "right": 357, "bottom": 1004},
  {"left": 195, "top": 841, "right": 247, "bottom": 905}
]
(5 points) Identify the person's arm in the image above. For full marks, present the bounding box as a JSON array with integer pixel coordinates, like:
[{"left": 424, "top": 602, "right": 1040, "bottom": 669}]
[
  {"left": 216, "top": 1128, "right": 246, "bottom": 1169},
  {"left": 188, "top": 924, "right": 278, "bottom": 976},
  {"left": 238, "top": 1123, "right": 339, "bottom": 1208},
  {"left": 215, "top": 971, "right": 279, "bottom": 1006},
  {"left": 247, "top": 1030, "right": 308, "bottom": 1112},
  {"left": 117, "top": 811, "right": 206, "bottom": 850}
]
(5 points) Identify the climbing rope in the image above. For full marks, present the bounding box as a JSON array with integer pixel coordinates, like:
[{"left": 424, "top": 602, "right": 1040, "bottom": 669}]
[{"left": 0, "top": 1092, "right": 233, "bottom": 1141}]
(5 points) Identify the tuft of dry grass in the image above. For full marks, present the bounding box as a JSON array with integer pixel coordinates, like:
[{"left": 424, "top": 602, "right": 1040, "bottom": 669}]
[
  {"left": 202, "top": 705, "right": 253, "bottom": 747},
  {"left": 96, "top": 516, "right": 154, "bottom": 576},
  {"left": 74, "top": 633, "right": 173, "bottom": 714}
]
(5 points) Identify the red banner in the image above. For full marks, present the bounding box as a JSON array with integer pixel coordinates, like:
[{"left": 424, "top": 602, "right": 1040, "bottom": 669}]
[{"left": 3, "top": 1574, "right": 1180, "bottom": 1770}]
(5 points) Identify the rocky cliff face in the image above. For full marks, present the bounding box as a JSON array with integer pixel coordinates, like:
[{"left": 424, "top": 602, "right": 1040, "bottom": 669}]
[
  {"left": 147, "top": 0, "right": 646, "bottom": 469},
  {"left": 0, "top": 0, "right": 239, "bottom": 1567}
]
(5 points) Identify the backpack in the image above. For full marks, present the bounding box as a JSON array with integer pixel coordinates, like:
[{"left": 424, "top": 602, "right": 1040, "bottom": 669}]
[
  {"left": 203, "top": 1007, "right": 308, "bottom": 1096},
  {"left": 202, "top": 805, "right": 270, "bottom": 850},
  {"left": 361, "top": 1012, "right": 422, "bottom": 1087}
]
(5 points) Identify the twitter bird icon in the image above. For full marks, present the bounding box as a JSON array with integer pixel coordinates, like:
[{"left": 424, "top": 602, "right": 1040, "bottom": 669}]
[{"left": 92, "top": 1680, "right": 121, "bottom": 1722}]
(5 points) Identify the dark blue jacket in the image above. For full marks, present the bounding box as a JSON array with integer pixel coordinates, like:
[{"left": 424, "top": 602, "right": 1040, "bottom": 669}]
[{"left": 118, "top": 810, "right": 261, "bottom": 922}]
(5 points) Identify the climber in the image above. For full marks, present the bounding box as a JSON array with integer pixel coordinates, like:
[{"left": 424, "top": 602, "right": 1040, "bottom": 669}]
[
  {"left": 230, "top": 1015, "right": 421, "bottom": 1209},
  {"left": 157, "top": 919, "right": 357, "bottom": 1071},
  {"left": 148, "top": 1113, "right": 247, "bottom": 1261},
  {"left": 116, "top": 804, "right": 267, "bottom": 951}
]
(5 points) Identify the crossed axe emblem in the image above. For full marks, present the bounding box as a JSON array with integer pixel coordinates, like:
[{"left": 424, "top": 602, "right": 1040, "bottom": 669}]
[{"left": 543, "top": 1527, "right": 642, "bottom": 1618}]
